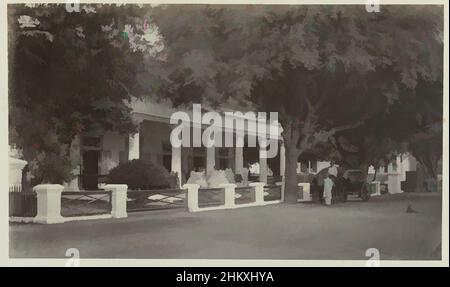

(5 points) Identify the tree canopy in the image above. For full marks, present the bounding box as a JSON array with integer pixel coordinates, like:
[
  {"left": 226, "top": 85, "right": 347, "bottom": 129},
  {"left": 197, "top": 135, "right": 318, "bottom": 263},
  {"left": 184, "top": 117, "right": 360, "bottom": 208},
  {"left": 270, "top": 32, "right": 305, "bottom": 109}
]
[
  {"left": 148, "top": 5, "right": 443, "bottom": 201},
  {"left": 8, "top": 3, "right": 154, "bottom": 183}
]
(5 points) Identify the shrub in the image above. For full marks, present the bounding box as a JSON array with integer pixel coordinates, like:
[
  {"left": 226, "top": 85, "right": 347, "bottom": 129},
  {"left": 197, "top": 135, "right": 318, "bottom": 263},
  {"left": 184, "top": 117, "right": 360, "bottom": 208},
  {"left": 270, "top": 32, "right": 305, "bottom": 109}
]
[{"left": 107, "top": 159, "right": 178, "bottom": 190}]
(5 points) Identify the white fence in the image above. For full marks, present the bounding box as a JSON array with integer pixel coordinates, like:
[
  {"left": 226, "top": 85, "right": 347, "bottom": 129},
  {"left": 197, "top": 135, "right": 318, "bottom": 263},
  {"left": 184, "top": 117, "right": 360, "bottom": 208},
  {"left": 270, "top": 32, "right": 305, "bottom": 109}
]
[
  {"left": 11, "top": 184, "right": 128, "bottom": 224},
  {"left": 183, "top": 182, "right": 283, "bottom": 212}
]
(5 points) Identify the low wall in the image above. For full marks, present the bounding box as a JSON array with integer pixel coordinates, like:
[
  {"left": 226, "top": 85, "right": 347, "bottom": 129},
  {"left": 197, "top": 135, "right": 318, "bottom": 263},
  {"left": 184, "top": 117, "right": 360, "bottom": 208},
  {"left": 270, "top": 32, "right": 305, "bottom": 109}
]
[
  {"left": 10, "top": 184, "right": 127, "bottom": 224},
  {"left": 183, "top": 182, "right": 282, "bottom": 212}
]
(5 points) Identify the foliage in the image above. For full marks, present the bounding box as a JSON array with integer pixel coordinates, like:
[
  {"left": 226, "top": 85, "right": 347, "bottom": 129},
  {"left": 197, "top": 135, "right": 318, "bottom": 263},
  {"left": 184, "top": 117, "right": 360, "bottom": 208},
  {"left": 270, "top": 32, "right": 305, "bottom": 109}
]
[
  {"left": 148, "top": 5, "right": 443, "bottom": 201},
  {"left": 8, "top": 4, "right": 154, "bottom": 183},
  {"left": 107, "top": 159, "right": 179, "bottom": 189}
]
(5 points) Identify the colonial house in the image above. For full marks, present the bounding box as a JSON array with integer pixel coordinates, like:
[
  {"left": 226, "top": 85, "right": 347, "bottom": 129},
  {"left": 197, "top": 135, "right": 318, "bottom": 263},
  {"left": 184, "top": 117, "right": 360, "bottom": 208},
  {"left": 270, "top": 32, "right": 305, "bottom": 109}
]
[{"left": 68, "top": 98, "right": 286, "bottom": 191}]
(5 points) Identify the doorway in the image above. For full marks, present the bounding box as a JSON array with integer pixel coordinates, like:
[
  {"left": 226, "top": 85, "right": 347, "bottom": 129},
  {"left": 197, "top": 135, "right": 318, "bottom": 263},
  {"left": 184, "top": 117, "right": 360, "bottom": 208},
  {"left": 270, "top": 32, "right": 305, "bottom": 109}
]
[{"left": 82, "top": 150, "right": 100, "bottom": 190}]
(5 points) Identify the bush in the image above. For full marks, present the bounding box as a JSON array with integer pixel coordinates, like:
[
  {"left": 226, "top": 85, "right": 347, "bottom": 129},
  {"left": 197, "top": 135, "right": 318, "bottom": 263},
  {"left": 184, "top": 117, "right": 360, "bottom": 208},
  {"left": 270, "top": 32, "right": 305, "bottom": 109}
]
[{"left": 107, "top": 159, "right": 179, "bottom": 190}]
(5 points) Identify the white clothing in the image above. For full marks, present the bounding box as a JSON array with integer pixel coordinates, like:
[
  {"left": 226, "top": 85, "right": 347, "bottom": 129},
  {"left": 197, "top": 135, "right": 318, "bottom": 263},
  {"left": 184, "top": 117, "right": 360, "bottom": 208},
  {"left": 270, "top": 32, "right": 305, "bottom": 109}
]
[{"left": 324, "top": 177, "right": 333, "bottom": 205}]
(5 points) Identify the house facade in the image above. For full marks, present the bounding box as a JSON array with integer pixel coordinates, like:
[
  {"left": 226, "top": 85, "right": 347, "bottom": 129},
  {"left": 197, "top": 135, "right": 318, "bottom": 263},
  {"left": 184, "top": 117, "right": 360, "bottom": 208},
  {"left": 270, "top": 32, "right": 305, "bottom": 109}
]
[{"left": 71, "top": 98, "right": 286, "bottom": 190}]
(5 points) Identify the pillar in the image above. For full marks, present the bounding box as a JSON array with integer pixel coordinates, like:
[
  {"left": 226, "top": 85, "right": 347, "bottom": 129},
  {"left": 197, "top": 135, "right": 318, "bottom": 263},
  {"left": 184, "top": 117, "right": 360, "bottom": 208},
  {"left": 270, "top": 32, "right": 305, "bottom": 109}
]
[
  {"left": 250, "top": 182, "right": 265, "bottom": 204},
  {"left": 64, "top": 135, "right": 81, "bottom": 191},
  {"left": 9, "top": 157, "right": 27, "bottom": 192},
  {"left": 104, "top": 184, "right": 128, "bottom": 218},
  {"left": 280, "top": 143, "right": 285, "bottom": 178},
  {"left": 183, "top": 183, "right": 200, "bottom": 212},
  {"left": 259, "top": 148, "right": 268, "bottom": 183},
  {"left": 206, "top": 146, "right": 215, "bottom": 174},
  {"left": 128, "top": 132, "right": 140, "bottom": 160},
  {"left": 219, "top": 183, "right": 236, "bottom": 208},
  {"left": 34, "top": 184, "right": 65, "bottom": 224},
  {"left": 235, "top": 146, "right": 243, "bottom": 175},
  {"left": 172, "top": 146, "right": 182, "bottom": 187}
]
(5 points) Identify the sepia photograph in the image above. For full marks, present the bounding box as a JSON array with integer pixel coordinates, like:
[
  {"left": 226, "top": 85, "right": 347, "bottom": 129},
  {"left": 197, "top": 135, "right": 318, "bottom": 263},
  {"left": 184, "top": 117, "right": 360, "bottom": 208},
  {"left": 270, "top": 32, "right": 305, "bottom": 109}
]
[{"left": 2, "top": 0, "right": 447, "bottom": 267}]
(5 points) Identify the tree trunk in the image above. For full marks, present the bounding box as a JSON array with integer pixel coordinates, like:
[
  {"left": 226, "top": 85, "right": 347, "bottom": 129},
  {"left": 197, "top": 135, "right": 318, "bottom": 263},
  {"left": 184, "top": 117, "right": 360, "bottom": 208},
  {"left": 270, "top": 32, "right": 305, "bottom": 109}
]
[
  {"left": 359, "top": 161, "right": 369, "bottom": 192},
  {"left": 284, "top": 142, "right": 299, "bottom": 204}
]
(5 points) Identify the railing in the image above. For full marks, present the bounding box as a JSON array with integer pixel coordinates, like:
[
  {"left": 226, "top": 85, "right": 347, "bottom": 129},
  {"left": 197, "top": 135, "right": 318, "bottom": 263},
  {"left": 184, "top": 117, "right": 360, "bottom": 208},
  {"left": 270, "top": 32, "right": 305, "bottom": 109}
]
[
  {"left": 127, "top": 188, "right": 186, "bottom": 212},
  {"left": 263, "top": 185, "right": 282, "bottom": 201},
  {"left": 9, "top": 191, "right": 37, "bottom": 217},
  {"left": 198, "top": 188, "right": 225, "bottom": 207},
  {"left": 9, "top": 185, "right": 23, "bottom": 193},
  {"left": 61, "top": 190, "right": 112, "bottom": 217},
  {"left": 235, "top": 186, "right": 256, "bottom": 205}
]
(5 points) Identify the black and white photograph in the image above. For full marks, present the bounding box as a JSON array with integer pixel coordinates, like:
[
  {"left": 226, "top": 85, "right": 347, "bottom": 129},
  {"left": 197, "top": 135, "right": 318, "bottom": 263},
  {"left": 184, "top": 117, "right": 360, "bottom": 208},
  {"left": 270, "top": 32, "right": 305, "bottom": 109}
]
[{"left": 1, "top": 0, "right": 448, "bottom": 267}]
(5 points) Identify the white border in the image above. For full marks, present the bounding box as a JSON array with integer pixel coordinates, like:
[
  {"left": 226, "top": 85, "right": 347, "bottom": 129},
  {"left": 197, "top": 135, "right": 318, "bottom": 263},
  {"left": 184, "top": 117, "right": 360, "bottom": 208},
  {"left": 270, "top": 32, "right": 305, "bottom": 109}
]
[{"left": 0, "top": 0, "right": 448, "bottom": 267}]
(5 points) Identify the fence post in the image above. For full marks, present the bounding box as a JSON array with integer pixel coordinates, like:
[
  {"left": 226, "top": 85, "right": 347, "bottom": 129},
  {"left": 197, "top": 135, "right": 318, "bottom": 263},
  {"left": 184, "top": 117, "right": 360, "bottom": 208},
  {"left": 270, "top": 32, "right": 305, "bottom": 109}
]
[
  {"left": 34, "top": 184, "right": 64, "bottom": 224},
  {"left": 297, "top": 182, "right": 311, "bottom": 202},
  {"left": 104, "top": 184, "right": 128, "bottom": 218},
  {"left": 249, "top": 182, "right": 265, "bottom": 205},
  {"left": 183, "top": 184, "right": 200, "bottom": 212},
  {"left": 219, "top": 183, "right": 237, "bottom": 209}
]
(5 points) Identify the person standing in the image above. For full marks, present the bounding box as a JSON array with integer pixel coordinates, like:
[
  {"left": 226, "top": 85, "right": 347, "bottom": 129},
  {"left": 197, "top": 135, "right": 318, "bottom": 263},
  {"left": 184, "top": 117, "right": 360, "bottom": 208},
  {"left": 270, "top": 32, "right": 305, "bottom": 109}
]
[
  {"left": 323, "top": 175, "right": 333, "bottom": 205},
  {"left": 324, "top": 161, "right": 338, "bottom": 205}
]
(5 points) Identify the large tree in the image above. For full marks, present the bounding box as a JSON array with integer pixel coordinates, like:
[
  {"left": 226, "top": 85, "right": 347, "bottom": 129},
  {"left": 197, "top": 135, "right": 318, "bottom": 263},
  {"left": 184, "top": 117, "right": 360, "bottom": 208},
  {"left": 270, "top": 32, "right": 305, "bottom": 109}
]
[
  {"left": 149, "top": 5, "right": 442, "bottom": 202},
  {"left": 8, "top": 4, "right": 155, "bottom": 184}
]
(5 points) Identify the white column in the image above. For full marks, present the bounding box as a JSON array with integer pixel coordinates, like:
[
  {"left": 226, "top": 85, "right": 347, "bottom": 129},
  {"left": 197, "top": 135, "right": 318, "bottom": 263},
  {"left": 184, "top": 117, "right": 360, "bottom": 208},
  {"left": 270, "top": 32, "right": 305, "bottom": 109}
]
[
  {"left": 280, "top": 143, "right": 285, "bottom": 177},
  {"left": 235, "top": 146, "right": 243, "bottom": 174},
  {"left": 172, "top": 146, "right": 182, "bottom": 187},
  {"left": 183, "top": 183, "right": 200, "bottom": 212},
  {"left": 128, "top": 132, "right": 140, "bottom": 160},
  {"left": 396, "top": 155, "right": 403, "bottom": 177},
  {"left": 64, "top": 135, "right": 81, "bottom": 191},
  {"left": 9, "top": 157, "right": 27, "bottom": 191},
  {"left": 308, "top": 161, "right": 312, "bottom": 174},
  {"left": 104, "top": 184, "right": 128, "bottom": 218},
  {"left": 63, "top": 167, "right": 80, "bottom": 192},
  {"left": 259, "top": 150, "right": 268, "bottom": 183},
  {"left": 206, "top": 146, "right": 215, "bottom": 174},
  {"left": 250, "top": 182, "right": 265, "bottom": 204},
  {"left": 34, "top": 184, "right": 65, "bottom": 224},
  {"left": 219, "top": 183, "right": 236, "bottom": 209}
]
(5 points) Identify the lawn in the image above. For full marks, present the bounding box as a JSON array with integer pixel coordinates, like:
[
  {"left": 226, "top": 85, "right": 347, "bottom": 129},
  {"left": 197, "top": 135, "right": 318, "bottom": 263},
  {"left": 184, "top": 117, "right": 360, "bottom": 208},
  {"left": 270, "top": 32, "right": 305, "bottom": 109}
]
[{"left": 10, "top": 192, "right": 442, "bottom": 260}]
